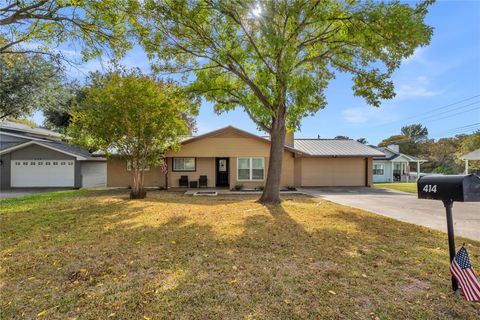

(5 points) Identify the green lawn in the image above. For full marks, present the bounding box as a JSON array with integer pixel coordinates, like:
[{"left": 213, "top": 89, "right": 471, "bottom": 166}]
[
  {"left": 1, "top": 190, "right": 479, "bottom": 319},
  {"left": 374, "top": 182, "right": 418, "bottom": 193}
]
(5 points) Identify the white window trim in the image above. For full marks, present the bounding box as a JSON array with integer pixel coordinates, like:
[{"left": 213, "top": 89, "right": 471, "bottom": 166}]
[
  {"left": 172, "top": 157, "right": 196, "bottom": 171},
  {"left": 373, "top": 163, "right": 384, "bottom": 176},
  {"left": 237, "top": 157, "right": 265, "bottom": 181}
]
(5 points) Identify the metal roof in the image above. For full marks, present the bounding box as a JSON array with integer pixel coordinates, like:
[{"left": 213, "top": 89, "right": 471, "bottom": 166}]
[
  {"left": 461, "top": 148, "right": 480, "bottom": 161},
  {"left": 294, "top": 139, "right": 385, "bottom": 157}
]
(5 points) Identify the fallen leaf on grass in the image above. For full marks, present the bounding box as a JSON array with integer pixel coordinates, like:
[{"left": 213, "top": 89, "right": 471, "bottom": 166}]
[{"left": 37, "top": 310, "right": 47, "bottom": 317}]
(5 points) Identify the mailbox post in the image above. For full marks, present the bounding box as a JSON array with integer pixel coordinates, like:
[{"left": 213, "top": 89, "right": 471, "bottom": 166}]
[{"left": 417, "top": 174, "right": 480, "bottom": 291}]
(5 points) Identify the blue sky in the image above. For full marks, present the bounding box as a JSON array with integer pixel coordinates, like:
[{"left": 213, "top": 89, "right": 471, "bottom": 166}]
[{"left": 32, "top": 0, "right": 480, "bottom": 145}]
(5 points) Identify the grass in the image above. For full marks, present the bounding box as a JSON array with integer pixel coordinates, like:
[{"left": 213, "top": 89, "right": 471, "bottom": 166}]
[
  {"left": 1, "top": 190, "right": 479, "bottom": 319},
  {"left": 374, "top": 182, "right": 418, "bottom": 193}
]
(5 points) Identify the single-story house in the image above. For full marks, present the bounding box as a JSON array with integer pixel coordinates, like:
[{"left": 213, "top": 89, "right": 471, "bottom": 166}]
[
  {"left": 0, "top": 121, "right": 106, "bottom": 189},
  {"left": 107, "top": 126, "right": 385, "bottom": 189},
  {"left": 461, "top": 148, "right": 480, "bottom": 174},
  {"left": 371, "top": 145, "right": 427, "bottom": 183}
]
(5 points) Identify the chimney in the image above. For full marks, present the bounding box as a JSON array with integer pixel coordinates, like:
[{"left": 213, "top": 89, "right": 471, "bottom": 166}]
[
  {"left": 388, "top": 144, "right": 400, "bottom": 153},
  {"left": 285, "top": 130, "right": 294, "bottom": 147}
]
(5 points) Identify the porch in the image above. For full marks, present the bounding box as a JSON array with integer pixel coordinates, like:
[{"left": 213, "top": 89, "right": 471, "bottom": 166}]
[{"left": 166, "top": 156, "right": 269, "bottom": 190}]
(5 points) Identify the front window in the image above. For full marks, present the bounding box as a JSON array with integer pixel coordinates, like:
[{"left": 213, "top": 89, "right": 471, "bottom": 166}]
[
  {"left": 173, "top": 158, "right": 196, "bottom": 171},
  {"left": 237, "top": 157, "right": 264, "bottom": 181},
  {"left": 373, "top": 164, "right": 384, "bottom": 175}
]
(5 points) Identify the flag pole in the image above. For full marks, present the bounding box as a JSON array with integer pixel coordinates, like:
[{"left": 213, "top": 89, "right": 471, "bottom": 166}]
[{"left": 443, "top": 199, "right": 458, "bottom": 291}]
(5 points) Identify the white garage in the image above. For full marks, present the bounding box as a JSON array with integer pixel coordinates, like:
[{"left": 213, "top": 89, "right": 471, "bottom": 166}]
[
  {"left": 81, "top": 162, "right": 107, "bottom": 187},
  {"left": 11, "top": 159, "right": 75, "bottom": 187}
]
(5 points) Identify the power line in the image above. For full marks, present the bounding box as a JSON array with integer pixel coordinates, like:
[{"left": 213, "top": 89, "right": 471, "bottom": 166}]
[
  {"left": 421, "top": 106, "right": 480, "bottom": 124},
  {"left": 406, "top": 101, "right": 479, "bottom": 123},
  {"left": 398, "top": 94, "right": 480, "bottom": 123},
  {"left": 379, "top": 123, "right": 480, "bottom": 145},
  {"left": 440, "top": 123, "right": 480, "bottom": 134},
  {"left": 372, "top": 94, "right": 480, "bottom": 128}
]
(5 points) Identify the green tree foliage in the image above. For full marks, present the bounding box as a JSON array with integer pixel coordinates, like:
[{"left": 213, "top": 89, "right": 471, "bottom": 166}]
[
  {"left": 0, "top": 53, "right": 65, "bottom": 119},
  {"left": 43, "top": 82, "right": 84, "bottom": 133},
  {"left": 134, "top": 0, "right": 434, "bottom": 203},
  {"left": 400, "top": 124, "right": 428, "bottom": 143},
  {"left": 432, "top": 162, "right": 458, "bottom": 175},
  {"left": 0, "top": 0, "right": 133, "bottom": 59},
  {"left": 69, "top": 69, "right": 199, "bottom": 199},
  {"left": 457, "top": 130, "right": 480, "bottom": 173},
  {"left": 378, "top": 134, "right": 420, "bottom": 156},
  {"left": 379, "top": 123, "right": 429, "bottom": 156}
]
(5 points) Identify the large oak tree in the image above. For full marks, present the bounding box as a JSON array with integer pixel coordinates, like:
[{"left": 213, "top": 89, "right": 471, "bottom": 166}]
[
  {"left": 133, "top": 0, "right": 433, "bottom": 204},
  {"left": 0, "top": 0, "right": 133, "bottom": 58}
]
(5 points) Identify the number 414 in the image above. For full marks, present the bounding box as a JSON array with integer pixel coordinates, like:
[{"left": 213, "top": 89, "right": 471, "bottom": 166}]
[{"left": 423, "top": 184, "right": 437, "bottom": 193}]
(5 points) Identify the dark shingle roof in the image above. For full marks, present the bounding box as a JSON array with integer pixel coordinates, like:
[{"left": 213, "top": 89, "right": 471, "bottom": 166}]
[{"left": 0, "top": 120, "right": 62, "bottom": 140}]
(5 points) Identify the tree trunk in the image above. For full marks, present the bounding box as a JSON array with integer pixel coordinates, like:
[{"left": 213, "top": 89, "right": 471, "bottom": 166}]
[
  {"left": 130, "top": 167, "right": 146, "bottom": 199},
  {"left": 259, "top": 114, "right": 286, "bottom": 205}
]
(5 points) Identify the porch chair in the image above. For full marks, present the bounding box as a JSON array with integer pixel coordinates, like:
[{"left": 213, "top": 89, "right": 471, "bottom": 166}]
[
  {"left": 179, "top": 175, "right": 189, "bottom": 187},
  {"left": 199, "top": 175, "right": 208, "bottom": 188}
]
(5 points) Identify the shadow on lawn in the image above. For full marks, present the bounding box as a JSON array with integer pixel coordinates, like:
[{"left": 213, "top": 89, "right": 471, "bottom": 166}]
[{"left": 1, "top": 192, "right": 478, "bottom": 319}]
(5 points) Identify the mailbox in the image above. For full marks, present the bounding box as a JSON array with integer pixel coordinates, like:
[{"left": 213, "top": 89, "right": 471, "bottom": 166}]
[
  {"left": 417, "top": 174, "right": 480, "bottom": 292},
  {"left": 417, "top": 174, "right": 480, "bottom": 202}
]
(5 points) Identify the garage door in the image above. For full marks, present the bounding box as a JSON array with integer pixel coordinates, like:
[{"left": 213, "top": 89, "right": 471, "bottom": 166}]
[
  {"left": 11, "top": 160, "right": 75, "bottom": 187},
  {"left": 301, "top": 157, "right": 366, "bottom": 187},
  {"left": 81, "top": 162, "right": 107, "bottom": 187}
]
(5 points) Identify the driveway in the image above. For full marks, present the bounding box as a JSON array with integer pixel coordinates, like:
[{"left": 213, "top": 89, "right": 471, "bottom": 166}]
[
  {"left": 300, "top": 187, "right": 480, "bottom": 241},
  {"left": 0, "top": 188, "right": 71, "bottom": 199}
]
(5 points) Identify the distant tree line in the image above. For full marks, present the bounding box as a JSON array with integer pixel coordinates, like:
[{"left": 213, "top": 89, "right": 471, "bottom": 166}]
[{"left": 379, "top": 124, "right": 480, "bottom": 174}]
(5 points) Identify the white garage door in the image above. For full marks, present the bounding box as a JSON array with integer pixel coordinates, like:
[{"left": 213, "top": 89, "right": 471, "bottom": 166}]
[
  {"left": 301, "top": 157, "right": 366, "bottom": 187},
  {"left": 81, "top": 162, "right": 107, "bottom": 188},
  {"left": 11, "top": 160, "right": 75, "bottom": 187}
]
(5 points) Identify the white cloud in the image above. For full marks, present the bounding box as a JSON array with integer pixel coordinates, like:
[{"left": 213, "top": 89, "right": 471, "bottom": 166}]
[
  {"left": 395, "top": 75, "right": 443, "bottom": 99},
  {"left": 402, "top": 47, "right": 427, "bottom": 64}
]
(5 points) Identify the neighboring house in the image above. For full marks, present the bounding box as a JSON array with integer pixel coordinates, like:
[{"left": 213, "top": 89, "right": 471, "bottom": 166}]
[
  {"left": 107, "top": 126, "right": 385, "bottom": 189},
  {"left": 0, "top": 121, "right": 106, "bottom": 189},
  {"left": 371, "top": 145, "right": 427, "bottom": 183},
  {"left": 461, "top": 148, "right": 480, "bottom": 174}
]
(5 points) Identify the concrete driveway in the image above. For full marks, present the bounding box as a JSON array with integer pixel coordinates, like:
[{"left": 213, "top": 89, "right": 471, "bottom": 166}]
[
  {"left": 300, "top": 187, "right": 480, "bottom": 241},
  {"left": 0, "top": 188, "right": 71, "bottom": 199}
]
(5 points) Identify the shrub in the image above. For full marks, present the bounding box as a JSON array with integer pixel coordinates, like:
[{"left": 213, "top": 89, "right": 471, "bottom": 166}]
[
  {"left": 234, "top": 184, "right": 243, "bottom": 191},
  {"left": 432, "top": 162, "right": 458, "bottom": 175}
]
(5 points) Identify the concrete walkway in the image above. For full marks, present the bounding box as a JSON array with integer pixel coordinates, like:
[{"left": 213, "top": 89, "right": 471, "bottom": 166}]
[{"left": 300, "top": 187, "right": 480, "bottom": 241}]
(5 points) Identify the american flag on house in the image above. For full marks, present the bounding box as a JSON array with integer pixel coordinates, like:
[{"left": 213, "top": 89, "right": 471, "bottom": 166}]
[
  {"left": 160, "top": 158, "right": 168, "bottom": 175},
  {"left": 450, "top": 246, "right": 480, "bottom": 302}
]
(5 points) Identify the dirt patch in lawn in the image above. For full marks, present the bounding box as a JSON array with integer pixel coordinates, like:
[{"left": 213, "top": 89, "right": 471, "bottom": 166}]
[{"left": 0, "top": 190, "right": 479, "bottom": 319}]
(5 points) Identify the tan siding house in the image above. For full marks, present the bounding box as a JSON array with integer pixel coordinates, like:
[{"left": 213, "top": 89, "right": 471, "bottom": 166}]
[{"left": 106, "top": 126, "right": 384, "bottom": 189}]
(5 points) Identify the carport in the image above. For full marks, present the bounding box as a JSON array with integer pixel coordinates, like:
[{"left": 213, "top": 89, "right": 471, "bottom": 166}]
[{"left": 461, "top": 148, "right": 480, "bottom": 174}]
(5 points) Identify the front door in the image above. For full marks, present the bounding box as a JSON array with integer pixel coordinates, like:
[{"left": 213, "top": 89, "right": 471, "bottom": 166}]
[{"left": 216, "top": 158, "right": 229, "bottom": 187}]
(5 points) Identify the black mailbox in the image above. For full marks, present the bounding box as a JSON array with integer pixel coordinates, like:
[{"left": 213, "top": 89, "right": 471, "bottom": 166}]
[
  {"left": 417, "top": 174, "right": 480, "bottom": 202},
  {"left": 417, "top": 174, "right": 480, "bottom": 292}
]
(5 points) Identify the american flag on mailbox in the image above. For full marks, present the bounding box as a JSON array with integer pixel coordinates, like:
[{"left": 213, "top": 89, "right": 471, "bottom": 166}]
[{"left": 450, "top": 246, "right": 480, "bottom": 301}]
